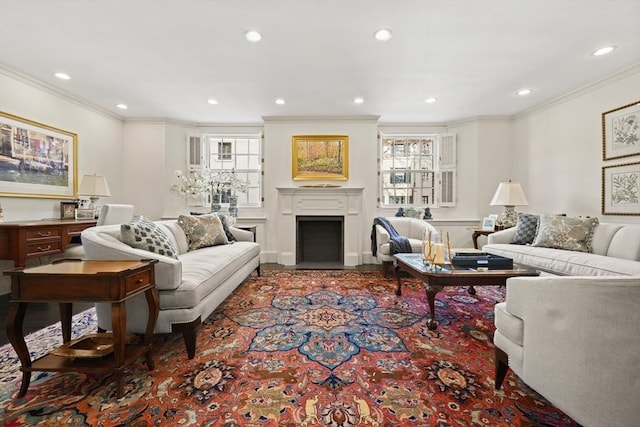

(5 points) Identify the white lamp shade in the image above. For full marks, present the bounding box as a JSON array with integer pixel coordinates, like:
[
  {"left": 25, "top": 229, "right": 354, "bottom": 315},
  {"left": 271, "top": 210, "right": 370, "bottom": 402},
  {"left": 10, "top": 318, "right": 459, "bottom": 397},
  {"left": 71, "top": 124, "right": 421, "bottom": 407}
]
[
  {"left": 78, "top": 174, "right": 111, "bottom": 197},
  {"left": 490, "top": 181, "right": 528, "bottom": 206}
]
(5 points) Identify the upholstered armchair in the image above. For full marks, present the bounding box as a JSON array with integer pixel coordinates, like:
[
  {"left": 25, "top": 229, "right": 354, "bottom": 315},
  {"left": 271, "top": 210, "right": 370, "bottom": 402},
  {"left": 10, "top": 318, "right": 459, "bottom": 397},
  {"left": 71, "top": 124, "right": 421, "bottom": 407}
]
[
  {"left": 372, "top": 217, "right": 440, "bottom": 277},
  {"left": 494, "top": 276, "right": 640, "bottom": 426}
]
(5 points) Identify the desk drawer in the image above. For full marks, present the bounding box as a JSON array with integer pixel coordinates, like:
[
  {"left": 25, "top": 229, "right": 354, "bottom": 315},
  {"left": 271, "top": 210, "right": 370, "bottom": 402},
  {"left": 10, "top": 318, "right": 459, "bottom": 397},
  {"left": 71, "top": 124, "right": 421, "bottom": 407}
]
[
  {"left": 26, "top": 228, "right": 62, "bottom": 241},
  {"left": 66, "top": 223, "right": 93, "bottom": 236},
  {"left": 26, "top": 240, "right": 62, "bottom": 257},
  {"left": 125, "top": 270, "right": 153, "bottom": 295}
]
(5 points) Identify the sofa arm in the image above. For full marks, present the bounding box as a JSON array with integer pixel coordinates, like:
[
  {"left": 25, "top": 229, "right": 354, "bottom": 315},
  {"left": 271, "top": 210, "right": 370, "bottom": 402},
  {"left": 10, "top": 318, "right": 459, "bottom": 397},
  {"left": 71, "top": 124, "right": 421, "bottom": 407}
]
[
  {"left": 503, "top": 276, "right": 640, "bottom": 426},
  {"left": 82, "top": 226, "right": 182, "bottom": 291},
  {"left": 230, "top": 226, "right": 254, "bottom": 242},
  {"left": 486, "top": 227, "right": 516, "bottom": 244}
]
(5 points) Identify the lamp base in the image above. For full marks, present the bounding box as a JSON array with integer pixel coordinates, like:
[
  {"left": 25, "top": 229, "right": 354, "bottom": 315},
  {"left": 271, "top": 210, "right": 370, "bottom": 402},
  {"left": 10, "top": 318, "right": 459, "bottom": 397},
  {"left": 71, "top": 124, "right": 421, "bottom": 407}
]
[{"left": 501, "top": 206, "right": 518, "bottom": 228}]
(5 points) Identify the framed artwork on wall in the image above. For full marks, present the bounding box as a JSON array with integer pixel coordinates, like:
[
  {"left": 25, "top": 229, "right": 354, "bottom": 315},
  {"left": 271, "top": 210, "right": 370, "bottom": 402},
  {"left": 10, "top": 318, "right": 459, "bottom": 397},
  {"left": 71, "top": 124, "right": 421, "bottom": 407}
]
[
  {"left": 292, "top": 135, "right": 349, "bottom": 180},
  {"left": 602, "top": 100, "right": 640, "bottom": 161},
  {"left": 602, "top": 161, "right": 640, "bottom": 215},
  {"left": 0, "top": 111, "right": 77, "bottom": 199}
]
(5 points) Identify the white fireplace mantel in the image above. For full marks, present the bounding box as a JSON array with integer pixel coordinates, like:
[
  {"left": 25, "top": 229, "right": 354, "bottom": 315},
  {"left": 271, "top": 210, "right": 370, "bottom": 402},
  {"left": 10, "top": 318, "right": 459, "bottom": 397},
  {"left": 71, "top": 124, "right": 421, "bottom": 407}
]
[{"left": 276, "top": 187, "right": 363, "bottom": 266}]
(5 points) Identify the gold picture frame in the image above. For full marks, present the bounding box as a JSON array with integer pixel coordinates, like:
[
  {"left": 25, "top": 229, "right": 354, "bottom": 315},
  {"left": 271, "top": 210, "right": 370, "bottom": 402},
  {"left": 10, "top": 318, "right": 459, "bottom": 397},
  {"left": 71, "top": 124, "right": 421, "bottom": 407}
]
[
  {"left": 0, "top": 111, "right": 78, "bottom": 199},
  {"left": 602, "top": 100, "right": 640, "bottom": 161},
  {"left": 292, "top": 135, "right": 348, "bottom": 180},
  {"left": 601, "top": 160, "right": 640, "bottom": 216}
]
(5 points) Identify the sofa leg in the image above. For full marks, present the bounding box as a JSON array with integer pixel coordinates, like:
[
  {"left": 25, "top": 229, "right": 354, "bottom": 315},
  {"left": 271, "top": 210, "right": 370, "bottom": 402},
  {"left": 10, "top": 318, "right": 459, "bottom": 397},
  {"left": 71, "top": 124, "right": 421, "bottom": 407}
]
[
  {"left": 172, "top": 317, "right": 202, "bottom": 359},
  {"left": 495, "top": 346, "right": 509, "bottom": 389}
]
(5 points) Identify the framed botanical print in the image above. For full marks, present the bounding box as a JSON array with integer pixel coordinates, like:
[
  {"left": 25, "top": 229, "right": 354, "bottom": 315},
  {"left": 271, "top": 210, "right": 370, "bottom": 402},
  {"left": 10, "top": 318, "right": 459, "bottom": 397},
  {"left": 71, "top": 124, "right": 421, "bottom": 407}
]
[
  {"left": 602, "top": 161, "right": 640, "bottom": 215},
  {"left": 602, "top": 100, "right": 640, "bottom": 161}
]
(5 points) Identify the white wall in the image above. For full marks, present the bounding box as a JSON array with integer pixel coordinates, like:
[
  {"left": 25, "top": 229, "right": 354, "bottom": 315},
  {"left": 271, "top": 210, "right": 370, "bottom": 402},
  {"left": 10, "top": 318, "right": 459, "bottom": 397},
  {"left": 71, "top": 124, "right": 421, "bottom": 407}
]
[
  {"left": 513, "top": 65, "right": 640, "bottom": 223},
  {"left": 262, "top": 117, "right": 379, "bottom": 263},
  {"left": 0, "top": 70, "right": 124, "bottom": 293}
]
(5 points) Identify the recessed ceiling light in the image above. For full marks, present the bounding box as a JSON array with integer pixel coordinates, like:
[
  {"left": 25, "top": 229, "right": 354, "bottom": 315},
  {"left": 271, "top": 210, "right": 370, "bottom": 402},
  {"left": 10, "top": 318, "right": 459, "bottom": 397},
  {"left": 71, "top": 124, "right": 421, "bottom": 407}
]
[
  {"left": 207, "top": 99, "right": 218, "bottom": 105},
  {"left": 275, "top": 98, "right": 285, "bottom": 105},
  {"left": 353, "top": 97, "right": 364, "bottom": 104},
  {"left": 592, "top": 46, "right": 616, "bottom": 56},
  {"left": 116, "top": 103, "right": 128, "bottom": 110},
  {"left": 516, "top": 88, "right": 532, "bottom": 96},
  {"left": 425, "top": 97, "right": 438, "bottom": 103},
  {"left": 54, "top": 72, "right": 70, "bottom": 80},
  {"left": 374, "top": 29, "right": 392, "bottom": 41},
  {"left": 245, "top": 30, "right": 262, "bottom": 42}
]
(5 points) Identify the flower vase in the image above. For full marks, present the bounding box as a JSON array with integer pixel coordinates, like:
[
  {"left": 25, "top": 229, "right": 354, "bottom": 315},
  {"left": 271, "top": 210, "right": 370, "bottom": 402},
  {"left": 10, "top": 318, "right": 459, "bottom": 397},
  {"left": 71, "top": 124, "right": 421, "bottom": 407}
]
[
  {"left": 211, "top": 192, "right": 222, "bottom": 213},
  {"left": 228, "top": 195, "right": 238, "bottom": 218}
]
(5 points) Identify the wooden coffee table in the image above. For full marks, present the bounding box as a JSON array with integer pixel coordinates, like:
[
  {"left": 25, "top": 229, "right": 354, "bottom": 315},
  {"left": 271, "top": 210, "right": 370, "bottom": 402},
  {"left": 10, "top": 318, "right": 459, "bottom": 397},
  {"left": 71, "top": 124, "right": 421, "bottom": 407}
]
[{"left": 393, "top": 253, "right": 538, "bottom": 330}]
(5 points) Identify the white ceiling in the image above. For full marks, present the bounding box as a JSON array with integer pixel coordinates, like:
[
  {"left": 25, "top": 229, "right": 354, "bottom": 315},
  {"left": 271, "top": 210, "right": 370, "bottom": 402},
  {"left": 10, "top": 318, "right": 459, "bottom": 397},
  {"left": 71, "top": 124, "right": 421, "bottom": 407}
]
[{"left": 1, "top": 0, "right": 639, "bottom": 124}]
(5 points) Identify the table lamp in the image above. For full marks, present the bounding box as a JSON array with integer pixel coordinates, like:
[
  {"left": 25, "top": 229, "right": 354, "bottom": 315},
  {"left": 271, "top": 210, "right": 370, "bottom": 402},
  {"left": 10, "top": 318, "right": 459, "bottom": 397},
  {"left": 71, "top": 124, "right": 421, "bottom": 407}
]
[
  {"left": 78, "top": 174, "right": 111, "bottom": 214},
  {"left": 490, "top": 180, "right": 528, "bottom": 228}
]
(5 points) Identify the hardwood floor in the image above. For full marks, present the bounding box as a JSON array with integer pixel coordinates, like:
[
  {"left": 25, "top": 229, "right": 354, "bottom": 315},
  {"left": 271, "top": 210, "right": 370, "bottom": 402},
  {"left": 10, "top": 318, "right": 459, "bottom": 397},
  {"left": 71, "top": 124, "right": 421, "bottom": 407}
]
[{"left": 0, "top": 263, "right": 382, "bottom": 347}]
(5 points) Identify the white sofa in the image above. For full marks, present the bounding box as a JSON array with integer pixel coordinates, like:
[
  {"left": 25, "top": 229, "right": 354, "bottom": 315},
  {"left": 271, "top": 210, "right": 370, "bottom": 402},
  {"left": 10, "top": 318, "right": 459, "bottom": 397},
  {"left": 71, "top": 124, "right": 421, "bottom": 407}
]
[
  {"left": 483, "top": 223, "right": 640, "bottom": 276},
  {"left": 485, "top": 223, "right": 640, "bottom": 426},
  {"left": 372, "top": 217, "right": 440, "bottom": 277},
  {"left": 81, "top": 218, "right": 260, "bottom": 359}
]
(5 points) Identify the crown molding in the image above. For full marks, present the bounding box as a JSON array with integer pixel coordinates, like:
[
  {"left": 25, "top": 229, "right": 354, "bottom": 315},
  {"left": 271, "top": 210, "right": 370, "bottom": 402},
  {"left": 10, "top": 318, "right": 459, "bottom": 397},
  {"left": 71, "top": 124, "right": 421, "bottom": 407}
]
[
  {"left": 514, "top": 62, "right": 640, "bottom": 120},
  {"left": 262, "top": 115, "right": 380, "bottom": 123},
  {"left": 0, "top": 64, "right": 124, "bottom": 122}
]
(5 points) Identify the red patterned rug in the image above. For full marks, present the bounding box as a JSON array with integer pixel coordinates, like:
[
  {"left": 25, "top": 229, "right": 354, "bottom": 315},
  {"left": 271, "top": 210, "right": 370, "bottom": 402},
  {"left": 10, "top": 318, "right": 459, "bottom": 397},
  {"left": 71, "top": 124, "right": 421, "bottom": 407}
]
[{"left": 1, "top": 270, "right": 579, "bottom": 426}]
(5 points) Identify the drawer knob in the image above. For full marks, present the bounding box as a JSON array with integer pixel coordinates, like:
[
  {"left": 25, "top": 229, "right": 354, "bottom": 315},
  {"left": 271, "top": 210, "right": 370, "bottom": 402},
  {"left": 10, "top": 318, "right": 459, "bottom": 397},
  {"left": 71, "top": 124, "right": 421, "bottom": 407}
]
[{"left": 136, "top": 279, "right": 144, "bottom": 284}]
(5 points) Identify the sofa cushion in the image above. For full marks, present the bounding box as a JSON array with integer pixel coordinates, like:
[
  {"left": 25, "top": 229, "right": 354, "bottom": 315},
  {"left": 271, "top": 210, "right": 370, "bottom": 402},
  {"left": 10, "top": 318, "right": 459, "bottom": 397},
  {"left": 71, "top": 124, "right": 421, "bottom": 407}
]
[
  {"left": 121, "top": 215, "right": 178, "bottom": 259},
  {"left": 159, "top": 241, "right": 261, "bottom": 309},
  {"left": 484, "top": 243, "right": 640, "bottom": 276},
  {"left": 532, "top": 215, "right": 598, "bottom": 253},
  {"left": 512, "top": 213, "right": 539, "bottom": 245},
  {"left": 178, "top": 214, "right": 228, "bottom": 250}
]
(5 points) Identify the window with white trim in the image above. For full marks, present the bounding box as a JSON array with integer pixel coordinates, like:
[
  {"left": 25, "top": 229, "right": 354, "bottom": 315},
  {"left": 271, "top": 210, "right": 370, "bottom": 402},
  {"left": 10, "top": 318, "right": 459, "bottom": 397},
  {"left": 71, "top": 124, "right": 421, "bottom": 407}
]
[
  {"left": 188, "top": 133, "right": 263, "bottom": 207},
  {"left": 379, "top": 133, "right": 456, "bottom": 207}
]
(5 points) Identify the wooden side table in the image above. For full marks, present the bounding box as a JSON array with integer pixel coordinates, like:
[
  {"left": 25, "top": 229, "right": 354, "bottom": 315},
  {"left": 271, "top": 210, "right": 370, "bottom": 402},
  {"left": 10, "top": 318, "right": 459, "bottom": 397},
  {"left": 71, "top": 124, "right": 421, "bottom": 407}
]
[
  {"left": 467, "top": 228, "right": 494, "bottom": 249},
  {"left": 4, "top": 259, "right": 159, "bottom": 398}
]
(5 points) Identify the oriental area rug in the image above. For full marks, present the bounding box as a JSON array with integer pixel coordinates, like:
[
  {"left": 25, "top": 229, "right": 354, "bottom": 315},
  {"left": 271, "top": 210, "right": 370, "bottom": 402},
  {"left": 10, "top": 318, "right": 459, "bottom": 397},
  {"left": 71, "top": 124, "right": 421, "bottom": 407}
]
[{"left": 0, "top": 270, "right": 579, "bottom": 426}]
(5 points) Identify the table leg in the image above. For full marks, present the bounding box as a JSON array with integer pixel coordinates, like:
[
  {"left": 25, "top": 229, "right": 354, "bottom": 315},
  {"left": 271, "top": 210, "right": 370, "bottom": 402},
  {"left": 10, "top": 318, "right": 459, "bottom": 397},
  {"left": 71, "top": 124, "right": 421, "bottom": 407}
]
[
  {"left": 467, "top": 286, "right": 476, "bottom": 295},
  {"left": 472, "top": 231, "right": 480, "bottom": 249},
  {"left": 111, "top": 301, "right": 127, "bottom": 398},
  {"left": 59, "top": 303, "right": 72, "bottom": 343},
  {"left": 143, "top": 288, "right": 159, "bottom": 370},
  {"left": 394, "top": 265, "right": 403, "bottom": 296},
  {"left": 425, "top": 283, "right": 444, "bottom": 330},
  {"left": 6, "top": 302, "right": 31, "bottom": 397}
]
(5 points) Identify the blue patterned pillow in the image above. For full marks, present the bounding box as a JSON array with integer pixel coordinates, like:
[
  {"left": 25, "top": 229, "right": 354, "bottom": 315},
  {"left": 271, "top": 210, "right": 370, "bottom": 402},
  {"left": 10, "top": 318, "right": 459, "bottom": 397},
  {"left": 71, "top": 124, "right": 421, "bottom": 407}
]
[
  {"left": 121, "top": 215, "right": 178, "bottom": 258},
  {"left": 512, "top": 213, "right": 539, "bottom": 245}
]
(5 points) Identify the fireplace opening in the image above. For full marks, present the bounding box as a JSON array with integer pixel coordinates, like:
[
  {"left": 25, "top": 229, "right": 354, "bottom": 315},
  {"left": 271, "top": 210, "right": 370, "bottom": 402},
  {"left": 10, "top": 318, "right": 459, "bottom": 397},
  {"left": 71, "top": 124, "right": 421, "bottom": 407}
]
[{"left": 296, "top": 216, "right": 344, "bottom": 268}]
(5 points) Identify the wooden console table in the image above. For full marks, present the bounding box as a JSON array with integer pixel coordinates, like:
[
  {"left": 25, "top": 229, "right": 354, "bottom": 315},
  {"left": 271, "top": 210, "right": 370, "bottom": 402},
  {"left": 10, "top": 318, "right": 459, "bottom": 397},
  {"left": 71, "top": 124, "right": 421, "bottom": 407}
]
[
  {"left": 0, "top": 219, "right": 97, "bottom": 267},
  {"left": 4, "top": 259, "right": 159, "bottom": 398}
]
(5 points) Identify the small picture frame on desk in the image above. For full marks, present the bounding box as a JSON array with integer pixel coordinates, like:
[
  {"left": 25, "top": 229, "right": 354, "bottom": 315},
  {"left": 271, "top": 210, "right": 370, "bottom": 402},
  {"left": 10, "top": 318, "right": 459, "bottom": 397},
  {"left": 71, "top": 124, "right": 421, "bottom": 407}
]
[
  {"left": 60, "top": 201, "right": 77, "bottom": 219},
  {"left": 75, "top": 208, "right": 94, "bottom": 220},
  {"left": 481, "top": 217, "right": 496, "bottom": 231}
]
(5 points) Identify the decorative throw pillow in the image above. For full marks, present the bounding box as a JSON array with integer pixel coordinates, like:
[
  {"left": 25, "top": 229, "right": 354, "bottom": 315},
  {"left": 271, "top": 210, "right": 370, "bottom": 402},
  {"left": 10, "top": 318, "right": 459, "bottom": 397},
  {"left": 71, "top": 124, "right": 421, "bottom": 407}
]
[
  {"left": 216, "top": 213, "right": 237, "bottom": 242},
  {"left": 512, "top": 213, "right": 539, "bottom": 245},
  {"left": 121, "top": 215, "right": 178, "bottom": 259},
  {"left": 177, "top": 214, "right": 229, "bottom": 251},
  {"left": 531, "top": 214, "right": 599, "bottom": 253}
]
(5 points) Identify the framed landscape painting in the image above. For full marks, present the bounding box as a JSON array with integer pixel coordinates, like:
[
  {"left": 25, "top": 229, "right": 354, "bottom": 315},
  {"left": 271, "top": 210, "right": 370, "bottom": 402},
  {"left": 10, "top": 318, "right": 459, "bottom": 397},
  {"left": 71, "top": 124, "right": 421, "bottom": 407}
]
[
  {"left": 602, "top": 161, "right": 640, "bottom": 215},
  {"left": 0, "top": 111, "right": 77, "bottom": 199},
  {"left": 602, "top": 100, "right": 640, "bottom": 161},
  {"left": 292, "top": 135, "right": 349, "bottom": 180}
]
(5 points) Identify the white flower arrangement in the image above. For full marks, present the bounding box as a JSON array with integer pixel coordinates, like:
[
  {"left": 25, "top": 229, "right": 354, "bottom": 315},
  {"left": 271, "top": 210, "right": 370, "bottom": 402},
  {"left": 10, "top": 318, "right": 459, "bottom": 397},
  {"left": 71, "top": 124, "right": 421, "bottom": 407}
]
[{"left": 173, "top": 168, "right": 248, "bottom": 198}]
